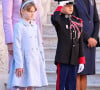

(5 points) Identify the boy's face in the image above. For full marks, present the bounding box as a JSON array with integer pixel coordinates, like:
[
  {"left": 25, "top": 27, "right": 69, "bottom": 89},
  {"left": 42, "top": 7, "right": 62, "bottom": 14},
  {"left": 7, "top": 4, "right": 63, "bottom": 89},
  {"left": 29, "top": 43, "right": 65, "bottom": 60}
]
[
  {"left": 21, "top": 6, "right": 36, "bottom": 21},
  {"left": 62, "top": 4, "right": 73, "bottom": 15}
]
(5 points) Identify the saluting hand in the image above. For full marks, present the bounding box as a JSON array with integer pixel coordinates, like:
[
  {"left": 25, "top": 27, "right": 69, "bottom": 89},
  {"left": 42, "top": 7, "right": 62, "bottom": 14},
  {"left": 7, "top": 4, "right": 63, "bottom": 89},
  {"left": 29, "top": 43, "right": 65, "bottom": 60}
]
[{"left": 15, "top": 68, "right": 24, "bottom": 78}]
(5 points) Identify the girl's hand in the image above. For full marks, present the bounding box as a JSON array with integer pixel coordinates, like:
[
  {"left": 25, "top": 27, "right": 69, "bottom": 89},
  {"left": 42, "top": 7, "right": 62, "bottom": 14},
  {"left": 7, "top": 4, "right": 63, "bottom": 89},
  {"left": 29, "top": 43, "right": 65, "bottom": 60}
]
[{"left": 15, "top": 68, "right": 24, "bottom": 78}]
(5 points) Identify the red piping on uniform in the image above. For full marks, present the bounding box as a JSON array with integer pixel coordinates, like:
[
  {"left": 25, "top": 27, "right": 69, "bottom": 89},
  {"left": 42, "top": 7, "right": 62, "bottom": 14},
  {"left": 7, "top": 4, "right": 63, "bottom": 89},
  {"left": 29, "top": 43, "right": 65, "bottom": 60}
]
[
  {"left": 70, "top": 19, "right": 83, "bottom": 38},
  {"left": 79, "top": 56, "right": 85, "bottom": 64},
  {"left": 72, "top": 15, "right": 83, "bottom": 27},
  {"left": 55, "top": 6, "right": 63, "bottom": 12},
  {"left": 57, "top": 63, "right": 60, "bottom": 90},
  {"left": 51, "top": 6, "right": 63, "bottom": 16},
  {"left": 72, "top": 15, "right": 83, "bottom": 23}
]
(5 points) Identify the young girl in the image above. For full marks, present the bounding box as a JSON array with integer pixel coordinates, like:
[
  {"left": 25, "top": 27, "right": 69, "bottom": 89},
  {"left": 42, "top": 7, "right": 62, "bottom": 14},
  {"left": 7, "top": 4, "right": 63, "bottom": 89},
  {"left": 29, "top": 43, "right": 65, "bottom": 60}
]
[
  {"left": 2, "top": 0, "right": 42, "bottom": 90},
  {"left": 7, "top": 0, "right": 48, "bottom": 90}
]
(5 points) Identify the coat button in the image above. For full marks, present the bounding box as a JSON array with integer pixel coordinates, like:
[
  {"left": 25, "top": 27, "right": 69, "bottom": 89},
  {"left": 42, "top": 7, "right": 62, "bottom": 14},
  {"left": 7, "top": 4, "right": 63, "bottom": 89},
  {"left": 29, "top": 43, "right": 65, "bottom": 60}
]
[{"left": 73, "top": 45, "right": 75, "bottom": 47}]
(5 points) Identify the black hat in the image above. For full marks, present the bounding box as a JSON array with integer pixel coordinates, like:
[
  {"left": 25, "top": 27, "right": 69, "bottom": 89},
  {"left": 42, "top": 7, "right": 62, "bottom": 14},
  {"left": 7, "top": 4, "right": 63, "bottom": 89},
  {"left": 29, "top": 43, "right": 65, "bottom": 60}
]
[{"left": 54, "top": 0, "right": 74, "bottom": 4}]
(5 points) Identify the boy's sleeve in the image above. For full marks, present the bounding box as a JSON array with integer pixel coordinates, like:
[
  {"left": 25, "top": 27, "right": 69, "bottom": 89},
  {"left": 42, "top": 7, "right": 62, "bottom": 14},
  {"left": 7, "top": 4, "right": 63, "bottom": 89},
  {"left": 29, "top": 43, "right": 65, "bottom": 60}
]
[
  {"left": 79, "top": 32, "right": 85, "bottom": 64},
  {"left": 51, "top": 6, "right": 63, "bottom": 26},
  {"left": 13, "top": 23, "right": 24, "bottom": 69}
]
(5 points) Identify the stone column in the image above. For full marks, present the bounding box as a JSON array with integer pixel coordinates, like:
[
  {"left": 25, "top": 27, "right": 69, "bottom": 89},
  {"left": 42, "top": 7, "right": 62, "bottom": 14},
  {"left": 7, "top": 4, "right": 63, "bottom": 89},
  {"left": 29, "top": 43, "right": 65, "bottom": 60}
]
[{"left": 40, "top": 0, "right": 51, "bottom": 24}]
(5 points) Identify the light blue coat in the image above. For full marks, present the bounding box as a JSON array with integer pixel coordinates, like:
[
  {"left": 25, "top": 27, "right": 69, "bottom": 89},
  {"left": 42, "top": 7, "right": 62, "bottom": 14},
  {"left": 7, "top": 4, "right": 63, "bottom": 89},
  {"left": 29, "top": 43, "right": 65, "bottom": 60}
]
[{"left": 8, "top": 19, "right": 48, "bottom": 88}]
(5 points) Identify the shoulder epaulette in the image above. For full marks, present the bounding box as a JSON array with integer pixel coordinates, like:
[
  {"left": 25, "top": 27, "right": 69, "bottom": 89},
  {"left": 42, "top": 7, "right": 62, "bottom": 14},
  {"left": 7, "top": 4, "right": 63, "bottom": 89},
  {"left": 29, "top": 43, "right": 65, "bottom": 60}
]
[
  {"left": 51, "top": 6, "right": 63, "bottom": 16},
  {"left": 55, "top": 6, "right": 63, "bottom": 12},
  {"left": 72, "top": 15, "right": 83, "bottom": 23}
]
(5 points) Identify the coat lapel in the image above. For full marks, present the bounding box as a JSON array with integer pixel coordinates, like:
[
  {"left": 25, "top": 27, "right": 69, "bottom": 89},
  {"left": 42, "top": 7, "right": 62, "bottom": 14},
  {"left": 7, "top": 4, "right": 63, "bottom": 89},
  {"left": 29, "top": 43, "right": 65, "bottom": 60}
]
[{"left": 77, "top": 0, "right": 90, "bottom": 19}]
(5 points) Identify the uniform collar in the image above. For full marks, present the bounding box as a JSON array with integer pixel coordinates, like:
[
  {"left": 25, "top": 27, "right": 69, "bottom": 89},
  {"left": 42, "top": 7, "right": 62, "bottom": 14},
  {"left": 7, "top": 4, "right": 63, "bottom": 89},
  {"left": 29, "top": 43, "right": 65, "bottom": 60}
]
[
  {"left": 20, "top": 18, "right": 35, "bottom": 26},
  {"left": 65, "top": 15, "right": 71, "bottom": 19},
  {"left": 61, "top": 13, "right": 72, "bottom": 19}
]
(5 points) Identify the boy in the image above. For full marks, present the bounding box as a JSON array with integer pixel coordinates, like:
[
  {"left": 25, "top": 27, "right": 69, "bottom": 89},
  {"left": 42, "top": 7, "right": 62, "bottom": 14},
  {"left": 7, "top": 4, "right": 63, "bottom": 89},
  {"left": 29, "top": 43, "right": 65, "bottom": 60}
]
[{"left": 51, "top": 0, "right": 85, "bottom": 90}]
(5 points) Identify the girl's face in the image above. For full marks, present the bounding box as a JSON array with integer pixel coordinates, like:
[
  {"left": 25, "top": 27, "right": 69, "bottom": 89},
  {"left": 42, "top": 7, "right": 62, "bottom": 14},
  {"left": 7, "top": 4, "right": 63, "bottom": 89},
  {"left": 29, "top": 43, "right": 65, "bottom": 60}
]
[
  {"left": 62, "top": 4, "right": 73, "bottom": 15},
  {"left": 21, "top": 6, "right": 36, "bottom": 22}
]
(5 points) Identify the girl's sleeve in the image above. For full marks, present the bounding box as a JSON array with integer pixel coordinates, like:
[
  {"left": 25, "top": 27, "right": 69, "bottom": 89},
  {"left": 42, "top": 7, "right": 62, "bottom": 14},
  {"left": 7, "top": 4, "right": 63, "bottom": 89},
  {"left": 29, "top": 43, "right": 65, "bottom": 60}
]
[
  {"left": 37, "top": 26, "right": 45, "bottom": 62},
  {"left": 13, "top": 23, "right": 24, "bottom": 69},
  {"left": 2, "top": 0, "right": 13, "bottom": 44}
]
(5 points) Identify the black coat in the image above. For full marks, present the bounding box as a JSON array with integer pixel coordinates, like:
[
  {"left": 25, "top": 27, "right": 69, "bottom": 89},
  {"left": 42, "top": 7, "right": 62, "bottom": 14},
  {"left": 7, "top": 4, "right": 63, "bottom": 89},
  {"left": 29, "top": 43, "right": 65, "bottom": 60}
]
[{"left": 51, "top": 10, "right": 85, "bottom": 65}]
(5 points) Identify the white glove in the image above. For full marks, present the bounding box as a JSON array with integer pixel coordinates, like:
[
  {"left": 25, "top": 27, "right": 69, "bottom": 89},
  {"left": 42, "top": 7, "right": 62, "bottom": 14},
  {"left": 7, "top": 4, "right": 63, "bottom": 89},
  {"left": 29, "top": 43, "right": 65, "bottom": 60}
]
[{"left": 77, "top": 64, "right": 84, "bottom": 73}]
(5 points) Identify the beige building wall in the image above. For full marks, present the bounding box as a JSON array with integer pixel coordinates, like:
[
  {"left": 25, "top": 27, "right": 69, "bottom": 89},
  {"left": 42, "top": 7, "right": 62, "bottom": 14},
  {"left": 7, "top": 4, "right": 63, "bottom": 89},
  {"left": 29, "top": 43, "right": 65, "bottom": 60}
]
[{"left": 40, "top": 0, "right": 51, "bottom": 24}]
